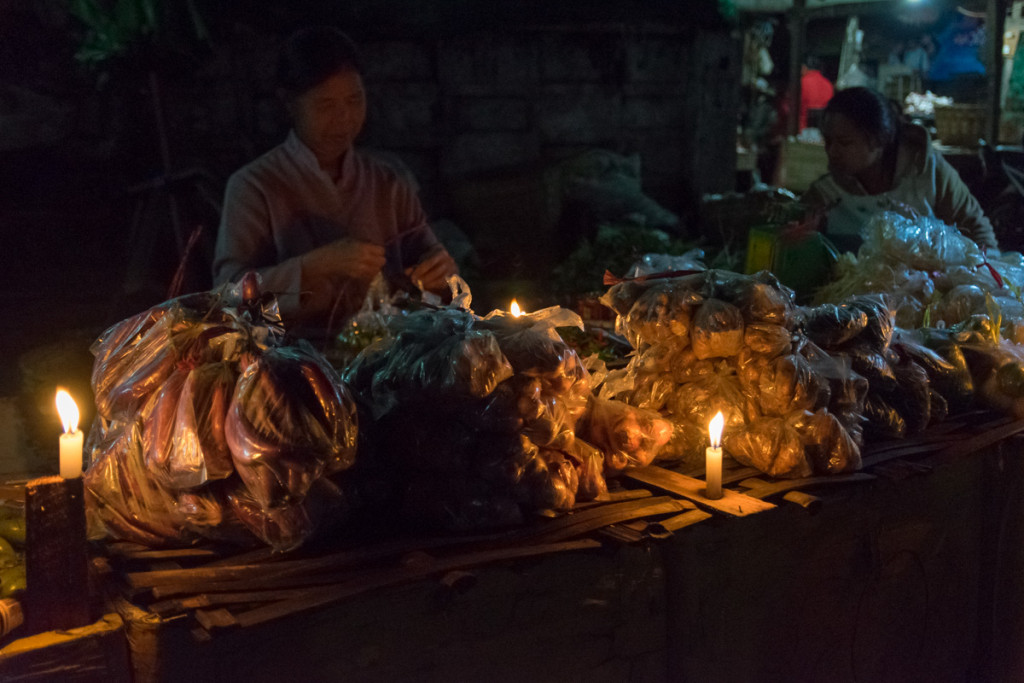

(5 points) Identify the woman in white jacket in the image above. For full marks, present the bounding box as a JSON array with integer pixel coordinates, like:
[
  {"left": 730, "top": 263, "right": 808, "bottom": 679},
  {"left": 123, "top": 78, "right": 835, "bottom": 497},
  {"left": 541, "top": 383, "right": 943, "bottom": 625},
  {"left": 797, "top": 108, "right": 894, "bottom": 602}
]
[{"left": 802, "top": 86, "right": 997, "bottom": 253}]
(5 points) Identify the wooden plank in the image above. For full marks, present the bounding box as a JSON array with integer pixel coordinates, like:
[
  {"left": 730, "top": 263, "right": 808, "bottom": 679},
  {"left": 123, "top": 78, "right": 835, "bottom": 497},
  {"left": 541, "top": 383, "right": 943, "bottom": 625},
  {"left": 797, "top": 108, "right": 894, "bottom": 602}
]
[
  {"left": 140, "top": 500, "right": 712, "bottom": 598},
  {"left": 781, "top": 491, "right": 822, "bottom": 511},
  {"left": 108, "top": 547, "right": 225, "bottom": 562},
  {"left": 218, "top": 538, "right": 604, "bottom": 634},
  {"left": 129, "top": 497, "right": 681, "bottom": 596},
  {"left": 624, "top": 466, "right": 776, "bottom": 516},
  {"left": 737, "top": 473, "right": 877, "bottom": 499},
  {"left": 657, "top": 509, "right": 714, "bottom": 531},
  {"left": 572, "top": 488, "right": 653, "bottom": 510},
  {"left": 193, "top": 607, "right": 238, "bottom": 631},
  {"left": 532, "top": 497, "right": 692, "bottom": 544},
  {"left": 934, "top": 419, "right": 1024, "bottom": 462},
  {"left": 149, "top": 589, "right": 318, "bottom": 618}
]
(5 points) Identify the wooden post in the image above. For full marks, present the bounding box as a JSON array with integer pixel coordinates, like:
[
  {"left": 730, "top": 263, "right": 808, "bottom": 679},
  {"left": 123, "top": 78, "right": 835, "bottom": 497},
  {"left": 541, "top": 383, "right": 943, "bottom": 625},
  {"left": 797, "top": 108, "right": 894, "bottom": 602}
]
[
  {"left": 24, "top": 476, "right": 90, "bottom": 634},
  {"left": 787, "top": 0, "right": 807, "bottom": 137},
  {"left": 988, "top": 0, "right": 1008, "bottom": 143}
]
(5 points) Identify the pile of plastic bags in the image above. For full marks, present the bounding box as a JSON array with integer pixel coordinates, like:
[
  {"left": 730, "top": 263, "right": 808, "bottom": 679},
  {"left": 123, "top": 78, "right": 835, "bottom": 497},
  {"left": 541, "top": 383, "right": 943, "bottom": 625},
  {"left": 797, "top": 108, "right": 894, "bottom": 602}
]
[
  {"left": 343, "top": 283, "right": 673, "bottom": 532},
  {"left": 801, "top": 295, "right": 974, "bottom": 440},
  {"left": 598, "top": 269, "right": 865, "bottom": 479},
  {"left": 84, "top": 276, "right": 359, "bottom": 551},
  {"left": 815, "top": 211, "right": 1024, "bottom": 334}
]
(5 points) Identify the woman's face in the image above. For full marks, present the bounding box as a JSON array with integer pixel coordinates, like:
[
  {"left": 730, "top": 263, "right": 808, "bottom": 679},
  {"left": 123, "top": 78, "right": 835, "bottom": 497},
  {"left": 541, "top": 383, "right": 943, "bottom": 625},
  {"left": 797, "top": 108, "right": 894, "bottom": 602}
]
[
  {"left": 288, "top": 66, "right": 366, "bottom": 167},
  {"left": 822, "top": 112, "right": 884, "bottom": 177}
]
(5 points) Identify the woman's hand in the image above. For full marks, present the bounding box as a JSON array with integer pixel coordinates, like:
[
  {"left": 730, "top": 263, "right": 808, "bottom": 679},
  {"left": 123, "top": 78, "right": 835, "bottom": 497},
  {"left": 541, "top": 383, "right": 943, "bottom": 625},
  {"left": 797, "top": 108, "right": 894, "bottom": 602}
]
[
  {"left": 405, "top": 245, "right": 458, "bottom": 292},
  {"left": 302, "top": 238, "right": 387, "bottom": 282}
]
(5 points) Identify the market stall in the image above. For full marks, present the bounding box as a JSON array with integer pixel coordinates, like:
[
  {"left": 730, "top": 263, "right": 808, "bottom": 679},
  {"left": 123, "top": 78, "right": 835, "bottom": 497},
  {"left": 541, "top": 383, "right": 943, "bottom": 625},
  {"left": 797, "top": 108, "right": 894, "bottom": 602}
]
[{"left": 5, "top": 172, "right": 1024, "bottom": 681}]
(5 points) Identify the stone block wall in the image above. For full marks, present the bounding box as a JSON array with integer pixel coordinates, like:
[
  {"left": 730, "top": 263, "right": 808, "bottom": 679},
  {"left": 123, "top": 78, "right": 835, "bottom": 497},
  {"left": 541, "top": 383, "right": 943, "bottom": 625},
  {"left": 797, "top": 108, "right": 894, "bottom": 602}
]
[{"left": 0, "top": 6, "right": 741, "bottom": 293}]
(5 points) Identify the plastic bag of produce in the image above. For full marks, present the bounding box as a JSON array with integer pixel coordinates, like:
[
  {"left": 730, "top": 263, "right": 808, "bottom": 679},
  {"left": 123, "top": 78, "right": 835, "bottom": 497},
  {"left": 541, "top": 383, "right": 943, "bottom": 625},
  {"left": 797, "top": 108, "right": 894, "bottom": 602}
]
[
  {"left": 226, "top": 343, "right": 358, "bottom": 509},
  {"left": 624, "top": 249, "right": 706, "bottom": 278},
  {"left": 91, "top": 284, "right": 268, "bottom": 421},
  {"left": 669, "top": 347, "right": 717, "bottom": 383},
  {"left": 92, "top": 308, "right": 184, "bottom": 421},
  {"left": 691, "top": 298, "right": 745, "bottom": 360},
  {"left": 893, "top": 331, "right": 974, "bottom": 413},
  {"left": 863, "top": 395, "right": 907, "bottom": 440},
  {"left": 660, "top": 419, "right": 709, "bottom": 467},
  {"left": 224, "top": 480, "right": 325, "bottom": 553},
  {"left": 600, "top": 271, "right": 707, "bottom": 317},
  {"left": 376, "top": 311, "right": 514, "bottom": 404},
  {"left": 744, "top": 323, "right": 793, "bottom": 357},
  {"left": 143, "top": 360, "right": 240, "bottom": 490},
  {"left": 848, "top": 349, "right": 898, "bottom": 394},
  {"left": 668, "top": 370, "right": 748, "bottom": 431},
  {"left": 522, "top": 449, "right": 579, "bottom": 511},
  {"left": 792, "top": 408, "right": 862, "bottom": 474},
  {"left": 939, "top": 284, "right": 988, "bottom": 326},
  {"left": 846, "top": 294, "right": 895, "bottom": 351},
  {"left": 624, "top": 373, "right": 677, "bottom": 413},
  {"left": 492, "top": 323, "right": 578, "bottom": 378},
  {"left": 84, "top": 420, "right": 190, "bottom": 546},
  {"left": 802, "top": 302, "right": 869, "bottom": 348},
  {"left": 720, "top": 272, "right": 796, "bottom": 327},
  {"left": 174, "top": 362, "right": 238, "bottom": 483},
  {"left": 967, "top": 343, "right": 1024, "bottom": 419},
  {"left": 577, "top": 396, "right": 674, "bottom": 473},
  {"left": 142, "top": 368, "right": 193, "bottom": 489},
  {"left": 472, "top": 431, "right": 538, "bottom": 492},
  {"left": 859, "top": 211, "right": 984, "bottom": 271},
  {"left": 621, "top": 282, "right": 702, "bottom": 348},
  {"left": 570, "top": 438, "right": 609, "bottom": 501},
  {"left": 798, "top": 341, "right": 868, "bottom": 431},
  {"left": 756, "top": 353, "right": 829, "bottom": 417},
  {"left": 724, "top": 415, "right": 813, "bottom": 479}
]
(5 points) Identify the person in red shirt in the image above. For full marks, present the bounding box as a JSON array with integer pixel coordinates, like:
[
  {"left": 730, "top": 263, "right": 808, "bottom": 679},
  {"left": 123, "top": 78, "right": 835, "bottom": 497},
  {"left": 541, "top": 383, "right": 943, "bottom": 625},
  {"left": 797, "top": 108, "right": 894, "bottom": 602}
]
[{"left": 800, "top": 54, "right": 834, "bottom": 130}]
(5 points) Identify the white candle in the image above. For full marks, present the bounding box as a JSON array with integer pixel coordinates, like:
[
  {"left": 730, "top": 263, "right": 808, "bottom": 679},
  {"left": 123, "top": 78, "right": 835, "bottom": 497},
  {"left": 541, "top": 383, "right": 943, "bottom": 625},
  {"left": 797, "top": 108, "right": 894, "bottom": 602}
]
[
  {"left": 705, "top": 411, "right": 724, "bottom": 500},
  {"left": 56, "top": 389, "right": 83, "bottom": 479}
]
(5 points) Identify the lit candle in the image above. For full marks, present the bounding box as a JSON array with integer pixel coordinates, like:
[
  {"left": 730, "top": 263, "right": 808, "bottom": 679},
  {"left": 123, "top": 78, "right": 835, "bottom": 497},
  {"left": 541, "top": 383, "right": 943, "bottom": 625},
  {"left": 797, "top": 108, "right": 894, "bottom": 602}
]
[
  {"left": 706, "top": 411, "right": 724, "bottom": 500},
  {"left": 510, "top": 299, "right": 523, "bottom": 317},
  {"left": 55, "top": 389, "right": 83, "bottom": 479}
]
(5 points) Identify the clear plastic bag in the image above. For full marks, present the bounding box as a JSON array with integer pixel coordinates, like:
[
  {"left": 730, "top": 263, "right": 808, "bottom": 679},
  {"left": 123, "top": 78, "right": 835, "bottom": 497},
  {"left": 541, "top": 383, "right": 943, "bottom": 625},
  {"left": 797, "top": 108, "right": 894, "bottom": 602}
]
[
  {"left": 691, "top": 298, "right": 745, "bottom": 360},
  {"left": 744, "top": 323, "right": 793, "bottom": 357},
  {"left": 224, "top": 480, "right": 315, "bottom": 553},
  {"left": 756, "top": 353, "right": 830, "bottom": 417},
  {"left": 720, "top": 272, "right": 796, "bottom": 327},
  {"left": 792, "top": 408, "right": 862, "bottom": 475},
  {"left": 668, "top": 369, "right": 748, "bottom": 431},
  {"left": 571, "top": 438, "right": 609, "bottom": 501},
  {"left": 623, "top": 249, "right": 706, "bottom": 278},
  {"left": 84, "top": 420, "right": 190, "bottom": 546},
  {"left": 859, "top": 211, "right": 985, "bottom": 271},
  {"left": 724, "top": 416, "right": 813, "bottom": 479},
  {"left": 175, "top": 362, "right": 238, "bottom": 483},
  {"left": 225, "top": 343, "right": 359, "bottom": 510},
  {"left": 893, "top": 331, "right": 974, "bottom": 413},
  {"left": 375, "top": 310, "right": 514, "bottom": 404},
  {"left": 863, "top": 395, "right": 907, "bottom": 440},
  {"left": 576, "top": 396, "right": 674, "bottom": 473},
  {"left": 802, "top": 302, "right": 869, "bottom": 348},
  {"left": 621, "top": 282, "right": 702, "bottom": 348},
  {"left": 939, "top": 284, "right": 988, "bottom": 326}
]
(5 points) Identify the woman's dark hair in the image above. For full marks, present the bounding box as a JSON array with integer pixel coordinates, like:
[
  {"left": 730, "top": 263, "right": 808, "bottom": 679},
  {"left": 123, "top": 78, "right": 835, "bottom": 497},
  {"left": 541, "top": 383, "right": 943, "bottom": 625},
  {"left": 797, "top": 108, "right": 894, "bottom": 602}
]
[
  {"left": 822, "top": 86, "right": 902, "bottom": 148},
  {"left": 277, "top": 27, "right": 362, "bottom": 98}
]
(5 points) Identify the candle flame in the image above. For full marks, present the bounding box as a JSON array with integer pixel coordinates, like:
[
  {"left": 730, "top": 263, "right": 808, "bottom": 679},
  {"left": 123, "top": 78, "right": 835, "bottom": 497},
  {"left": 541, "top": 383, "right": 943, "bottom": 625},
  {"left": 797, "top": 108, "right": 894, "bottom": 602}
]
[
  {"left": 709, "top": 411, "right": 724, "bottom": 449},
  {"left": 56, "top": 388, "right": 80, "bottom": 434},
  {"left": 510, "top": 299, "right": 523, "bottom": 317}
]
